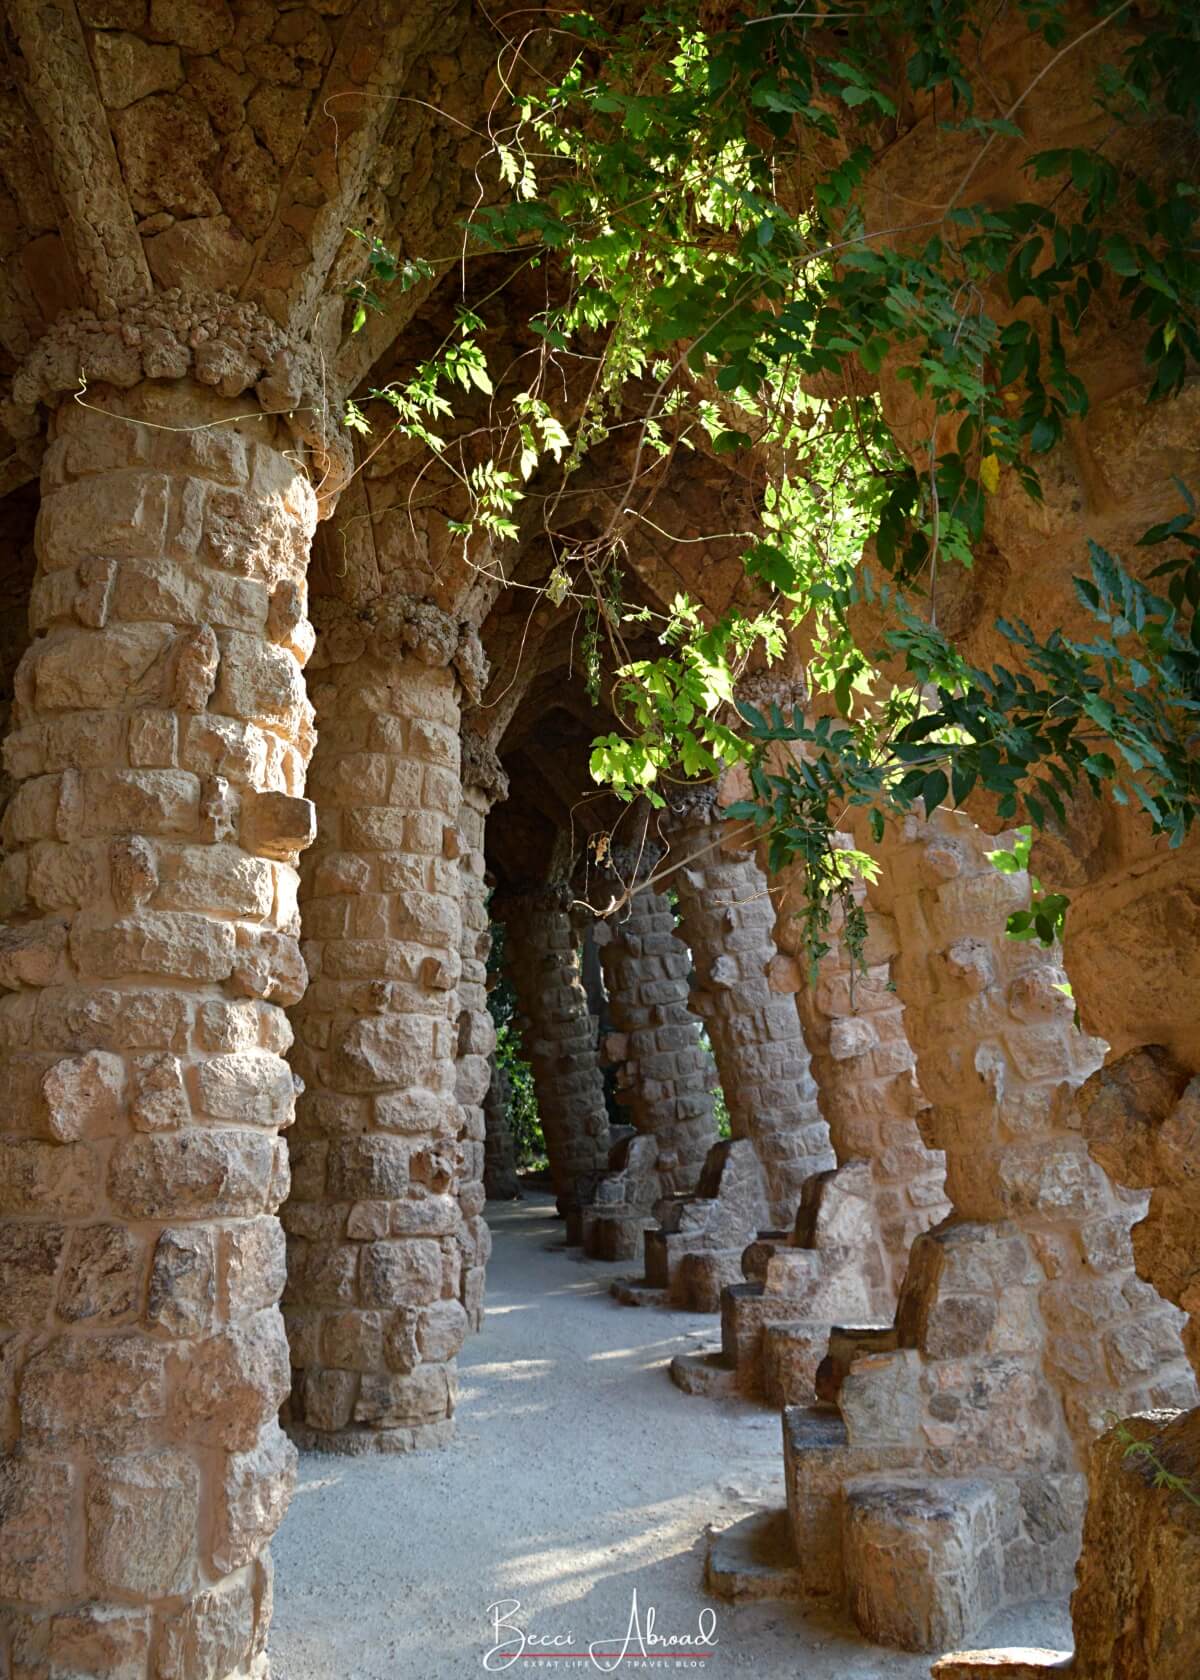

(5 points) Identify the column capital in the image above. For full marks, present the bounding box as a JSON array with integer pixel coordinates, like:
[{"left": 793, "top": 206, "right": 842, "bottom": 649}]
[
  {"left": 310, "top": 593, "right": 489, "bottom": 700},
  {"left": 461, "top": 730, "right": 510, "bottom": 802},
  {"left": 735, "top": 666, "right": 808, "bottom": 716},
  {"left": 492, "top": 879, "right": 573, "bottom": 917},
  {"left": 8, "top": 288, "right": 353, "bottom": 506},
  {"left": 662, "top": 784, "right": 720, "bottom": 830},
  {"left": 602, "top": 841, "right": 665, "bottom": 885}
]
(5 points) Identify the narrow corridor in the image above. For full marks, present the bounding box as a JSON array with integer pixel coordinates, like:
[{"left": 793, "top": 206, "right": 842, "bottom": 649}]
[{"left": 270, "top": 1195, "right": 1071, "bottom": 1679}]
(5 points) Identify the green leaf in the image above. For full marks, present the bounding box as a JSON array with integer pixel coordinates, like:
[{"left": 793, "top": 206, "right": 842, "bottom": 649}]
[{"left": 921, "top": 769, "right": 949, "bottom": 816}]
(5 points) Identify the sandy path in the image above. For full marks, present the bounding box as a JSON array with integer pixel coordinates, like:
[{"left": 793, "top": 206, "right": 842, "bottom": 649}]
[{"left": 270, "top": 1192, "right": 1070, "bottom": 1679}]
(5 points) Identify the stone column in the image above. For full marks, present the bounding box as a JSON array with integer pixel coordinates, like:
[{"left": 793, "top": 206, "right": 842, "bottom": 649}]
[
  {"left": 728, "top": 675, "right": 947, "bottom": 1287},
  {"left": 666, "top": 788, "right": 833, "bottom": 1226},
  {"left": 0, "top": 303, "right": 345, "bottom": 1679},
  {"left": 594, "top": 850, "right": 717, "bottom": 1190},
  {"left": 492, "top": 884, "right": 609, "bottom": 1215},
  {"left": 482, "top": 1055, "right": 521, "bottom": 1201},
  {"left": 453, "top": 732, "right": 510, "bottom": 1323},
  {"left": 283, "top": 595, "right": 486, "bottom": 1453}
]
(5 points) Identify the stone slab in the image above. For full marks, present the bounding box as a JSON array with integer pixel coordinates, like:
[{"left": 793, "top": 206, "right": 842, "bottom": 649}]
[{"left": 704, "top": 1509, "right": 803, "bottom": 1602}]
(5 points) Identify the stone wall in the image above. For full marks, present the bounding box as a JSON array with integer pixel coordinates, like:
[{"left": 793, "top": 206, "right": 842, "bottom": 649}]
[
  {"left": 583, "top": 858, "right": 717, "bottom": 1260},
  {"left": 872, "top": 811, "right": 1194, "bottom": 1447},
  {"left": 282, "top": 596, "right": 484, "bottom": 1453},
  {"left": 784, "top": 855, "right": 949, "bottom": 1296}
]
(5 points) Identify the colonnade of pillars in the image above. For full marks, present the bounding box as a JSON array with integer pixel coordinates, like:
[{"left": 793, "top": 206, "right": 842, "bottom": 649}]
[{"left": 0, "top": 342, "right": 1195, "bottom": 1680}]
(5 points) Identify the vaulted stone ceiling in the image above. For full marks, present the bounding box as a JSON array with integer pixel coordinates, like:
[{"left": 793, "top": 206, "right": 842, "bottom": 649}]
[{"left": 0, "top": 0, "right": 543, "bottom": 490}]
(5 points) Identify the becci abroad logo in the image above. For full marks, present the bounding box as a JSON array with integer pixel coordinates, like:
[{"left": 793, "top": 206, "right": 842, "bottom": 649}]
[{"left": 483, "top": 1590, "right": 719, "bottom": 1671}]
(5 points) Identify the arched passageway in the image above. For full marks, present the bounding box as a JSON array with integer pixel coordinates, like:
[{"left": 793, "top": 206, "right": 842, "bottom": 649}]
[{"left": 0, "top": 5, "right": 1198, "bottom": 1679}]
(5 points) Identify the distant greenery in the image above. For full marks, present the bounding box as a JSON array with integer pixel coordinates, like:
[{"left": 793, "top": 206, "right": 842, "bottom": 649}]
[
  {"left": 493, "top": 1021, "right": 546, "bottom": 1170},
  {"left": 486, "top": 920, "right": 546, "bottom": 1170}
]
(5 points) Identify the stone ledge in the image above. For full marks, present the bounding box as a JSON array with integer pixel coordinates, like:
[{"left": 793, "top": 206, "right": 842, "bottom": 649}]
[
  {"left": 930, "top": 1652, "right": 1073, "bottom": 1678},
  {"left": 704, "top": 1509, "right": 802, "bottom": 1602},
  {"left": 669, "top": 1348, "right": 739, "bottom": 1398},
  {"left": 610, "top": 1278, "right": 668, "bottom": 1308}
]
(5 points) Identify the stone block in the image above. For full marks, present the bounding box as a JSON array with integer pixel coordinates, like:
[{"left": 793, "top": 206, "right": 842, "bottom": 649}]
[
  {"left": 173, "top": 1310, "right": 291, "bottom": 1450},
  {"left": 705, "top": 1508, "right": 803, "bottom": 1603},
  {"left": 359, "top": 1240, "right": 443, "bottom": 1308},
  {"left": 41, "top": 1050, "right": 125, "bottom": 1138},
  {"left": 242, "top": 791, "right": 316, "bottom": 860},
  {"left": 85, "top": 1449, "right": 200, "bottom": 1596},
  {"left": 675, "top": 1248, "right": 744, "bottom": 1313},
  {"left": 214, "top": 1419, "right": 297, "bottom": 1571},
  {"left": 354, "top": 1363, "right": 452, "bottom": 1427},
  {"left": 0, "top": 1221, "right": 67, "bottom": 1326},
  {"left": 931, "top": 1652, "right": 1072, "bottom": 1677},
  {"left": 842, "top": 1477, "right": 1004, "bottom": 1652},
  {"left": 131, "top": 1052, "right": 191, "bottom": 1130},
  {"left": 154, "top": 844, "right": 274, "bottom": 918},
  {"left": 326, "top": 1135, "right": 411, "bottom": 1200},
  {"left": 285, "top": 1240, "right": 357, "bottom": 1307},
  {"left": 417, "top": 1299, "right": 469, "bottom": 1362},
  {"left": 213, "top": 630, "right": 304, "bottom": 725},
  {"left": 195, "top": 1051, "right": 295, "bottom": 1127},
  {"left": 389, "top": 1194, "right": 462, "bottom": 1237},
  {"left": 0, "top": 1142, "right": 100, "bottom": 1218},
  {"left": 156, "top": 1571, "right": 256, "bottom": 1680},
  {"left": 762, "top": 1321, "right": 829, "bottom": 1407},
  {"left": 20, "top": 1335, "right": 167, "bottom": 1454},
  {"left": 57, "top": 1222, "right": 143, "bottom": 1324},
  {"left": 299, "top": 1367, "right": 357, "bottom": 1434},
  {"left": 9, "top": 1605, "right": 152, "bottom": 1678},
  {"left": 0, "top": 1456, "right": 75, "bottom": 1601},
  {"left": 223, "top": 1217, "right": 287, "bottom": 1317},
  {"left": 147, "top": 1226, "right": 217, "bottom": 1336},
  {"left": 77, "top": 769, "right": 201, "bottom": 839},
  {"left": 70, "top": 911, "right": 236, "bottom": 982},
  {"left": 782, "top": 1405, "right": 919, "bottom": 1602},
  {"left": 321, "top": 1310, "right": 384, "bottom": 1372},
  {"left": 332, "top": 1015, "right": 435, "bottom": 1092},
  {"left": 108, "top": 1130, "right": 275, "bottom": 1218}
]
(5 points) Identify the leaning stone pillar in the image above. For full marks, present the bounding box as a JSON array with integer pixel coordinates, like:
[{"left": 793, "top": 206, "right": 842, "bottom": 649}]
[
  {"left": 595, "top": 850, "right": 716, "bottom": 1185},
  {"left": 453, "top": 731, "right": 510, "bottom": 1324},
  {"left": 729, "top": 675, "right": 947, "bottom": 1286},
  {"left": 779, "top": 855, "right": 948, "bottom": 1292},
  {"left": 283, "top": 595, "right": 485, "bottom": 1452},
  {"left": 492, "top": 883, "right": 610, "bottom": 1216},
  {"left": 775, "top": 809, "right": 1195, "bottom": 1650},
  {"left": 584, "top": 851, "right": 717, "bottom": 1259},
  {"left": 666, "top": 787, "right": 833, "bottom": 1225},
  {"left": 0, "top": 305, "right": 344, "bottom": 1678}
]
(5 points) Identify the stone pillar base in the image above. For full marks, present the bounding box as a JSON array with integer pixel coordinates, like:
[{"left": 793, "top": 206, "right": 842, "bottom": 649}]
[{"left": 287, "top": 1418, "right": 456, "bottom": 1457}]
